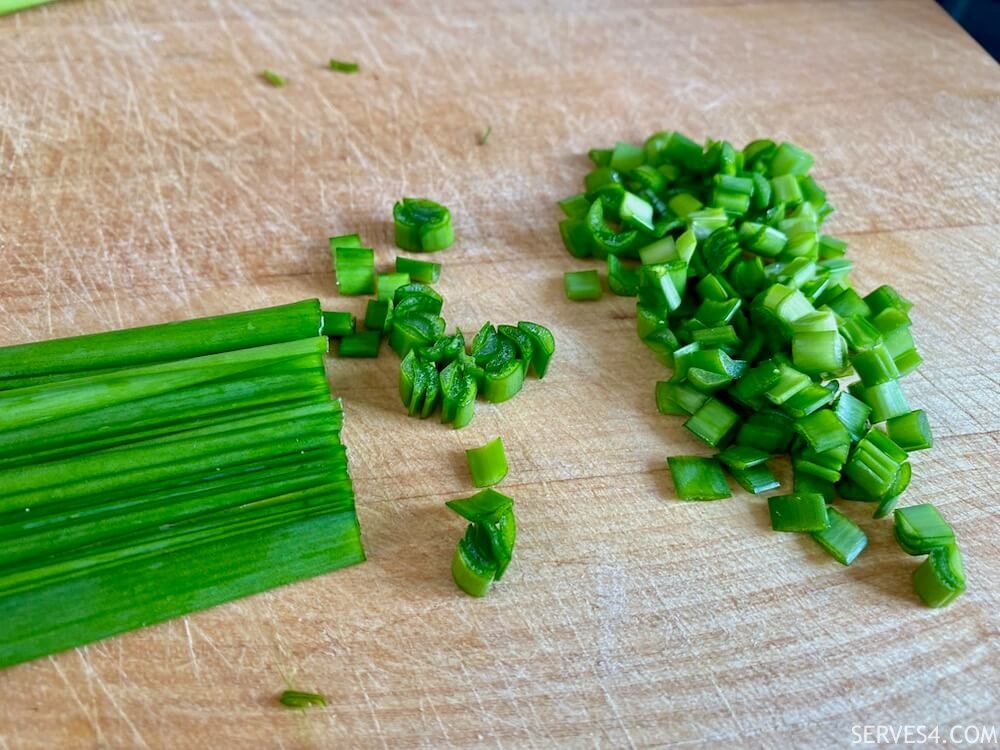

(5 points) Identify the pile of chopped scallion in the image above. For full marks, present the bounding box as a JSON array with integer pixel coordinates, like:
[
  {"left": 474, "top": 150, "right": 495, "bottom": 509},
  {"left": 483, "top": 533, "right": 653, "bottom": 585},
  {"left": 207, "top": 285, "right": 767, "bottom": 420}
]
[
  {"left": 0, "top": 300, "right": 366, "bottom": 668},
  {"left": 558, "top": 133, "right": 964, "bottom": 608}
]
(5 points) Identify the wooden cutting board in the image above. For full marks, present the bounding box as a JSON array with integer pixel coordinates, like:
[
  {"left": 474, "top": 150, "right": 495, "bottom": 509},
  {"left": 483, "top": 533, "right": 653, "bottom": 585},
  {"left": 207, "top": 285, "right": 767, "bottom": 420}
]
[{"left": 1, "top": 1, "right": 998, "bottom": 747}]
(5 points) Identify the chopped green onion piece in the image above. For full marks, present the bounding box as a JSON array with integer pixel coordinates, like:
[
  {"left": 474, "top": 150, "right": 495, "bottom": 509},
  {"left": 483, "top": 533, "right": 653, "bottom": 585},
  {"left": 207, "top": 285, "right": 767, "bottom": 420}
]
[
  {"left": 329, "top": 58, "right": 359, "bottom": 73},
  {"left": 395, "top": 256, "right": 441, "bottom": 284},
  {"left": 811, "top": 507, "right": 867, "bottom": 565},
  {"left": 321, "top": 311, "right": 355, "bottom": 337},
  {"left": 517, "top": 322, "right": 555, "bottom": 379},
  {"left": 667, "top": 456, "right": 731, "bottom": 501},
  {"left": 564, "top": 269, "right": 603, "bottom": 301},
  {"left": 832, "top": 391, "right": 871, "bottom": 442},
  {"left": 439, "top": 360, "right": 477, "bottom": 428},
  {"left": 338, "top": 331, "right": 381, "bottom": 358},
  {"left": 588, "top": 148, "right": 613, "bottom": 167},
  {"left": 639, "top": 237, "right": 676, "bottom": 265},
  {"left": 768, "top": 493, "right": 829, "bottom": 532},
  {"left": 684, "top": 398, "right": 740, "bottom": 448},
  {"left": 848, "top": 379, "right": 910, "bottom": 423},
  {"left": 363, "top": 299, "right": 391, "bottom": 333},
  {"left": 863, "top": 284, "right": 912, "bottom": 316},
  {"left": 447, "top": 489, "right": 516, "bottom": 584},
  {"left": 585, "top": 199, "right": 637, "bottom": 257},
  {"left": 399, "top": 350, "right": 440, "bottom": 417},
  {"left": 893, "top": 504, "right": 956, "bottom": 556},
  {"left": 736, "top": 410, "right": 794, "bottom": 453},
  {"left": 656, "top": 380, "right": 708, "bottom": 415},
  {"left": 728, "top": 463, "right": 780, "bottom": 494},
  {"left": 717, "top": 445, "right": 771, "bottom": 470},
  {"left": 885, "top": 409, "right": 932, "bottom": 452},
  {"left": 794, "top": 472, "right": 835, "bottom": 503},
  {"left": 607, "top": 256, "right": 639, "bottom": 297},
  {"left": 393, "top": 198, "right": 454, "bottom": 252},
  {"left": 873, "top": 462, "right": 911, "bottom": 519},
  {"left": 912, "top": 544, "right": 965, "bottom": 608},
  {"left": 377, "top": 272, "right": 411, "bottom": 301},
  {"left": 851, "top": 344, "right": 900, "bottom": 386},
  {"left": 559, "top": 193, "right": 591, "bottom": 219},
  {"left": 610, "top": 142, "right": 644, "bottom": 171},
  {"left": 465, "top": 437, "right": 508, "bottom": 488},
  {"left": 452, "top": 525, "right": 497, "bottom": 597},
  {"left": 559, "top": 218, "right": 593, "bottom": 258},
  {"left": 781, "top": 382, "right": 836, "bottom": 418},
  {"left": 333, "top": 246, "right": 375, "bottom": 295},
  {"left": 260, "top": 70, "right": 286, "bottom": 87},
  {"left": 328, "top": 233, "right": 362, "bottom": 249},
  {"left": 769, "top": 142, "right": 814, "bottom": 176},
  {"left": 794, "top": 409, "right": 850, "bottom": 453},
  {"left": 279, "top": 691, "right": 327, "bottom": 709}
]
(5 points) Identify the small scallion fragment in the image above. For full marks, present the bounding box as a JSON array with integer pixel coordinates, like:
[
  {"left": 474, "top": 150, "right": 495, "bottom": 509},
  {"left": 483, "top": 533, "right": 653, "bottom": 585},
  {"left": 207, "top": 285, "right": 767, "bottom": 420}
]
[
  {"left": 564, "top": 270, "right": 602, "bottom": 301},
  {"left": 465, "top": 436, "right": 508, "bottom": 488}
]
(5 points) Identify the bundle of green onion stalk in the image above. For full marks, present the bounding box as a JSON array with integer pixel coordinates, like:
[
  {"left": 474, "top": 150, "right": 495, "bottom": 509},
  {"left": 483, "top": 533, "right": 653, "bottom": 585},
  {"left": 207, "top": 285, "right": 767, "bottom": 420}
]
[
  {"left": 0, "top": 300, "right": 365, "bottom": 668},
  {"left": 558, "top": 133, "right": 964, "bottom": 607}
]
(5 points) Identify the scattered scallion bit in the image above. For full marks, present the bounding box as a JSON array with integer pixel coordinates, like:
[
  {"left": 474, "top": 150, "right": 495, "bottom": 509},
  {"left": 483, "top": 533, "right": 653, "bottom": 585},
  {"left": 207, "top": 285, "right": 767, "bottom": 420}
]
[
  {"left": 555, "top": 130, "right": 962, "bottom": 606},
  {"left": 666, "top": 456, "right": 731, "bottom": 501},
  {"left": 328, "top": 58, "right": 359, "bottom": 73},
  {"left": 393, "top": 198, "right": 454, "bottom": 252},
  {"left": 447, "top": 489, "right": 516, "bottom": 596},
  {"left": 321, "top": 311, "right": 356, "bottom": 337},
  {"left": 913, "top": 544, "right": 966, "bottom": 608},
  {"left": 395, "top": 256, "right": 441, "bottom": 284},
  {"left": 260, "top": 69, "right": 286, "bottom": 87},
  {"left": 893, "top": 504, "right": 955, "bottom": 556},
  {"left": 465, "top": 436, "right": 508, "bottom": 488},
  {"left": 337, "top": 330, "right": 381, "bottom": 358},
  {"left": 478, "top": 126, "right": 492, "bottom": 146},
  {"left": 768, "top": 493, "right": 829, "bottom": 532},
  {"left": 564, "top": 270, "right": 602, "bottom": 301},
  {"left": 811, "top": 507, "right": 868, "bottom": 565},
  {"left": 279, "top": 690, "right": 327, "bottom": 709},
  {"left": 332, "top": 245, "right": 375, "bottom": 296}
]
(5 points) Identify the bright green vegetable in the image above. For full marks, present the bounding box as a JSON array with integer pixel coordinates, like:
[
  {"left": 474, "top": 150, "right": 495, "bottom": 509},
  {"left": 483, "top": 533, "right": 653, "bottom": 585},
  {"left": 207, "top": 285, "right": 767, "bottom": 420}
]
[
  {"left": 395, "top": 256, "right": 441, "bottom": 284},
  {"left": 364, "top": 299, "right": 392, "bottom": 333},
  {"left": 0, "top": 303, "right": 364, "bottom": 669},
  {"left": 768, "top": 493, "right": 829, "bottom": 532},
  {"left": 564, "top": 270, "right": 603, "bottom": 301},
  {"left": 393, "top": 198, "right": 454, "bottom": 252},
  {"left": 885, "top": 410, "right": 932, "bottom": 452},
  {"left": 328, "top": 58, "right": 359, "bottom": 73},
  {"left": 447, "top": 489, "right": 516, "bottom": 594},
  {"left": 893, "top": 504, "right": 955, "bottom": 556},
  {"left": 811, "top": 507, "right": 867, "bottom": 565},
  {"left": 260, "top": 70, "right": 286, "bottom": 87},
  {"left": 333, "top": 246, "right": 375, "bottom": 295},
  {"left": 279, "top": 691, "right": 328, "bottom": 709},
  {"left": 558, "top": 130, "right": 950, "bottom": 605},
  {"left": 466, "top": 437, "right": 509, "bottom": 488},
  {"left": 321, "top": 311, "right": 356, "bottom": 337},
  {"left": 912, "top": 544, "right": 965, "bottom": 608},
  {"left": 377, "top": 272, "right": 411, "bottom": 301},
  {"left": 338, "top": 331, "right": 382, "bottom": 358},
  {"left": 667, "top": 456, "right": 731, "bottom": 501}
]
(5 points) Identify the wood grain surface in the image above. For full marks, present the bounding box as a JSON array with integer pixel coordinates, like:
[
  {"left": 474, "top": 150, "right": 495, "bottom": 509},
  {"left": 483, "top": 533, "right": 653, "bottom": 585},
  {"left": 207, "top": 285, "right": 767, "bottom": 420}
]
[{"left": 1, "top": 1, "right": 998, "bottom": 748}]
